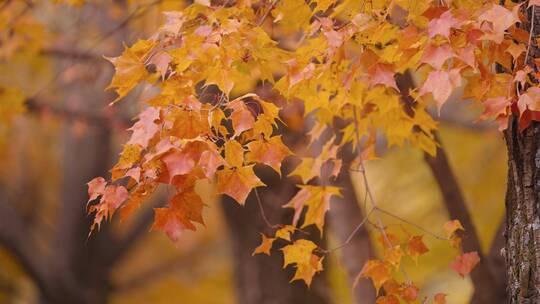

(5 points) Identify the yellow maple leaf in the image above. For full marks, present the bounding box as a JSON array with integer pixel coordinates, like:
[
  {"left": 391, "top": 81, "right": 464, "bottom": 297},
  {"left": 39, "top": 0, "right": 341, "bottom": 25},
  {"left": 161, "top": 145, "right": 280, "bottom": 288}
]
[
  {"left": 252, "top": 233, "right": 275, "bottom": 256},
  {"left": 284, "top": 185, "right": 341, "bottom": 234},
  {"left": 224, "top": 140, "right": 245, "bottom": 168},
  {"left": 106, "top": 40, "right": 154, "bottom": 103},
  {"left": 281, "top": 239, "right": 323, "bottom": 287}
]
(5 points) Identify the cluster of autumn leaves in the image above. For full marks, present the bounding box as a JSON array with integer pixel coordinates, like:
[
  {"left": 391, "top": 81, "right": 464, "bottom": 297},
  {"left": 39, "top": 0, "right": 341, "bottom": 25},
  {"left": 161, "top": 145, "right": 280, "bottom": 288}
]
[{"left": 84, "top": 0, "right": 538, "bottom": 302}]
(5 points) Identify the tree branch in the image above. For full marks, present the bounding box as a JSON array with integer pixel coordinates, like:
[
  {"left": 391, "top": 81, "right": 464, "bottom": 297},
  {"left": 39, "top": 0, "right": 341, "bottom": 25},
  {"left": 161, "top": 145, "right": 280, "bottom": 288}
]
[
  {"left": 40, "top": 47, "right": 104, "bottom": 62},
  {"left": 26, "top": 98, "right": 130, "bottom": 126},
  {"left": 396, "top": 71, "right": 506, "bottom": 303}
]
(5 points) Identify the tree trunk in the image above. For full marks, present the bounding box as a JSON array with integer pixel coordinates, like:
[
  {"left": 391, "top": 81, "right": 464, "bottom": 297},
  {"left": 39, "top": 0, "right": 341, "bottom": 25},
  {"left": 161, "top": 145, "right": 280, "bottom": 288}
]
[
  {"left": 424, "top": 135, "right": 505, "bottom": 304},
  {"left": 221, "top": 164, "right": 332, "bottom": 304},
  {"left": 504, "top": 118, "right": 540, "bottom": 303},
  {"left": 43, "top": 102, "right": 114, "bottom": 304},
  {"left": 328, "top": 168, "right": 376, "bottom": 304}
]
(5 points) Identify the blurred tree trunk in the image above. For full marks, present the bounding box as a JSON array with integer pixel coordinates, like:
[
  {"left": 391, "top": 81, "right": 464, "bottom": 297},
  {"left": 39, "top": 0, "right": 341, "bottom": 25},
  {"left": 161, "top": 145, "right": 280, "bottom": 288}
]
[
  {"left": 46, "top": 119, "right": 113, "bottom": 304},
  {"left": 328, "top": 168, "right": 375, "bottom": 304},
  {"left": 328, "top": 135, "right": 375, "bottom": 304},
  {"left": 221, "top": 163, "right": 332, "bottom": 304}
]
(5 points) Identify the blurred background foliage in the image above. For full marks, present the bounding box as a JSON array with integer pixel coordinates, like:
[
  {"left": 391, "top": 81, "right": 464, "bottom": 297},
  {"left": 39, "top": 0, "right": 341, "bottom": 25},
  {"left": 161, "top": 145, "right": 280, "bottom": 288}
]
[{"left": 0, "top": 0, "right": 506, "bottom": 303}]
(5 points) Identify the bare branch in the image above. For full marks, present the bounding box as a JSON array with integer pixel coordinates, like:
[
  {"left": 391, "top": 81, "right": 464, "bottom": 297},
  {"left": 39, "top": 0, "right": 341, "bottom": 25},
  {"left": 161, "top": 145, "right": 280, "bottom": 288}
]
[
  {"left": 26, "top": 98, "right": 130, "bottom": 126},
  {"left": 40, "top": 47, "right": 104, "bottom": 62}
]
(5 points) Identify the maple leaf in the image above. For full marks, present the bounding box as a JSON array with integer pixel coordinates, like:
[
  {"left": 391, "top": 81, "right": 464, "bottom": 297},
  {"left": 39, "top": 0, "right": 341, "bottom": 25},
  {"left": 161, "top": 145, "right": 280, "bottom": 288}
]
[
  {"left": 368, "top": 63, "right": 398, "bottom": 91},
  {"left": 480, "top": 96, "right": 510, "bottom": 120},
  {"left": 275, "top": 225, "right": 296, "bottom": 241},
  {"left": 171, "top": 110, "right": 210, "bottom": 139},
  {"left": 428, "top": 10, "right": 461, "bottom": 39},
  {"left": 434, "top": 293, "right": 447, "bottom": 304},
  {"left": 419, "top": 69, "right": 462, "bottom": 113},
  {"left": 252, "top": 233, "right": 275, "bottom": 256},
  {"left": 127, "top": 107, "right": 160, "bottom": 148},
  {"left": 170, "top": 188, "right": 205, "bottom": 225},
  {"left": 246, "top": 135, "right": 292, "bottom": 174},
  {"left": 287, "top": 61, "right": 316, "bottom": 87},
  {"left": 289, "top": 157, "right": 323, "bottom": 184},
  {"left": 506, "top": 42, "right": 526, "bottom": 61},
  {"left": 356, "top": 260, "right": 390, "bottom": 292},
  {"left": 400, "top": 284, "right": 419, "bottom": 302},
  {"left": 456, "top": 46, "right": 477, "bottom": 70},
  {"left": 420, "top": 44, "right": 455, "bottom": 70},
  {"left": 199, "top": 149, "right": 225, "bottom": 178},
  {"left": 281, "top": 239, "right": 323, "bottom": 287},
  {"left": 375, "top": 295, "right": 399, "bottom": 304},
  {"left": 119, "top": 184, "right": 156, "bottom": 221},
  {"left": 443, "top": 219, "right": 465, "bottom": 237},
  {"left": 224, "top": 140, "right": 245, "bottom": 168},
  {"left": 216, "top": 165, "right": 265, "bottom": 205},
  {"left": 228, "top": 99, "right": 255, "bottom": 137},
  {"left": 151, "top": 208, "right": 189, "bottom": 242},
  {"left": 148, "top": 50, "right": 172, "bottom": 79},
  {"left": 384, "top": 246, "right": 403, "bottom": 268},
  {"left": 115, "top": 144, "right": 142, "bottom": 170},
  {"left": 106, "top": 40, "right": 153, "bottom": 102},
  {"left": 253, "top": 115, "right": 275, "bottom": 139},
  {"left": 518, "top": 87, "right": 540, "bottom": 114},
  {"left": 450, "top": 251, "right": 480, "bottom": 277},
  {"left": 87, "top": 177, "right": 107, "bottom": 202},
  {"left": 382, "top": 279, "right": 400, "bottom": 294},
  {"left": 162, "top": 141, "right": 206, "bottom": 182},
  {"left": 478, "top": 4, "right": 519, "bottom": 43},
  {"left": 88, "top": 184, "right": 129, "bottom": 231},
  {"left": 112, "top": 144, "right": 142, "bottom": 181},
  {"left": 159, "top": 11, "right": 185, "bottom": 36},
  {"left": 406, "top": 235, "right": 429, "bottom": 262},
  {"left": 151, "top": 188, "right": 205, "bottom": 242},
  {"left": 126, "top": 167, "right": 142, "bottom": 182},
  {"left": 284, "top": 185, "right": 341, "bottom": 234}
]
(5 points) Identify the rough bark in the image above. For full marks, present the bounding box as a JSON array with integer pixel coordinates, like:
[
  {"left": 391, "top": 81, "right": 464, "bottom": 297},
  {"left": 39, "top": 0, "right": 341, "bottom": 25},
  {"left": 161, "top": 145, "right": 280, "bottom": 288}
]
[
  {"left": 221, "top": 164, "right": 332, "bottom": 304},
  {"left": 503, "top": 3, "right": 540, "bottom": 303},
  {"left": 504, "top": 118, "right": 540, "bottom": 303}
]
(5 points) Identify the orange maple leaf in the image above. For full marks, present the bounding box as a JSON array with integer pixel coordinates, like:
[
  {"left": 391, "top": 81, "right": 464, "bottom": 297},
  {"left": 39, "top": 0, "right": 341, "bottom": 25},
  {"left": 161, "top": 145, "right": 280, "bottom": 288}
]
[
  {"left": 356, "top": 260, "right": 390, "bottom": 292},
  {"left": 406, "top": 235, "right": 429, "bottom": 262},
  {"left": 151, "top": 189, "right": 205, "bottom": 242},
  {"left": 216, "top": 165, "right": 265, "bottom": 205},
  {"left": 252, "top": 233, "right": 275, "bottom": 256},
  {"left": 450, "top": 251, "right": 480, "bottom": 277},
  {"left": 246, "top": 135, "right": 292, "bottom": 174}
]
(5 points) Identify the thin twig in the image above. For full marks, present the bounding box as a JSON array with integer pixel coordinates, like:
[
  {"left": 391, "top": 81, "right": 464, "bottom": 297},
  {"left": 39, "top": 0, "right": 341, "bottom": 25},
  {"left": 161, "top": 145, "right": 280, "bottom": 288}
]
[
  {"left": 525, "top": 5, "right": 536, "bottom": 65},
  {"left": 374, "top": 206, "right": 449, "bottom": 241},
  {"left": 254, "top": 188, "right": 280, "bottom": 229},
  {"left": 256, "top": 0, "right": 277, "bottom": 26},
  {"left": 31, "top": 0, "right": 162, "bottom": 100},
  {"left": 325, "top": 207, "right": 375, "bottom": 252},
  {"left": 352, "top": 105, "right": 413, "bottom": 284}
]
